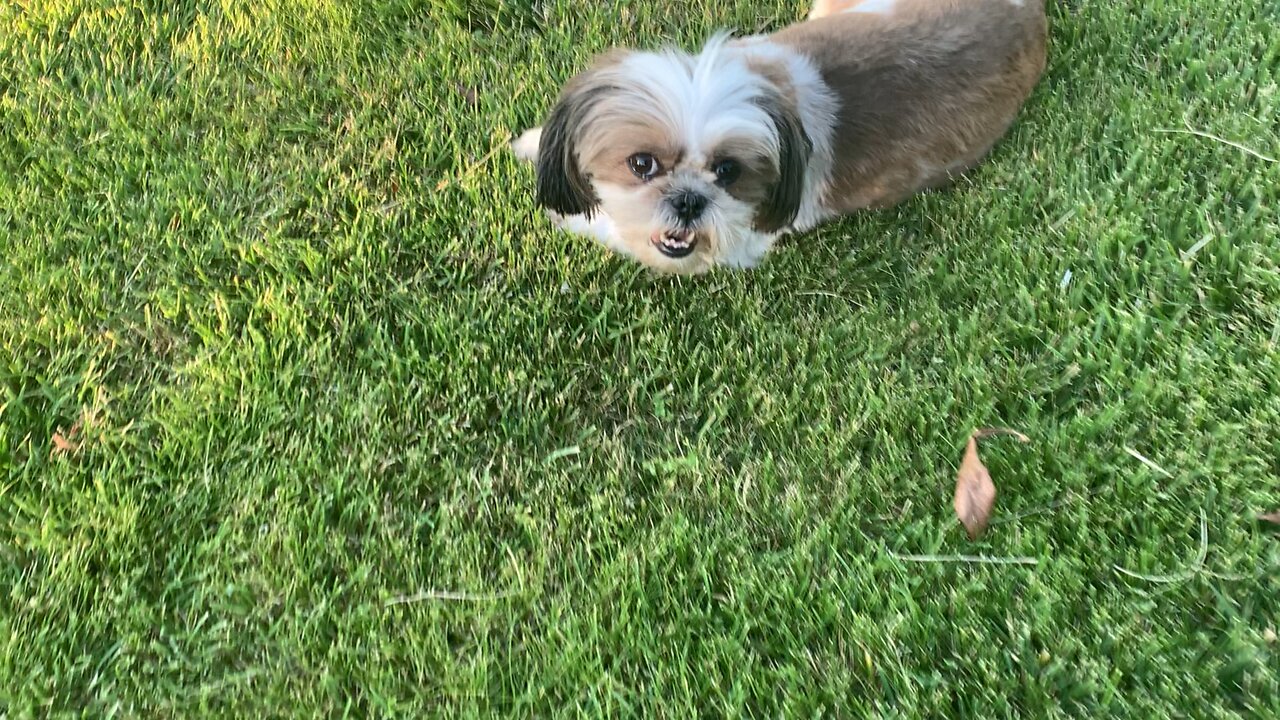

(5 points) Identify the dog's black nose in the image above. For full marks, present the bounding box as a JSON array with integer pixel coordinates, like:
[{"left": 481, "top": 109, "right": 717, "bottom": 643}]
[{"left": 669, "top": 191, "right": 708, "bottom": 224}]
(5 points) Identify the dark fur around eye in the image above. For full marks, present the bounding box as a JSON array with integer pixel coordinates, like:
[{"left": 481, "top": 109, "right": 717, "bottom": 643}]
[{"left": 712, "top": 159, "right": 742, "bottom": 186}]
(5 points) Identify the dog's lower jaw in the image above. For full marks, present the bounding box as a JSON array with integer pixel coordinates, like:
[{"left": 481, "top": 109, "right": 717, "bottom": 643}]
[{"left": 546, "top": 209, "right": 774, "bottom": 273}]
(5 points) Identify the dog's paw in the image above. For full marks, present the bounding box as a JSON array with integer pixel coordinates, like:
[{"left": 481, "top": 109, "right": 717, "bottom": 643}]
[
  {"left": 544, "top": 210, "right": 623, "bottom": 248},
  {"left": 510, "top": 127, "right": 542, "bottom": 163}
]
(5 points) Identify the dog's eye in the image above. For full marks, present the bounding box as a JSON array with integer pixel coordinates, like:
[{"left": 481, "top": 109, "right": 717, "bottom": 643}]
[
  {"left": 627, "top": 153, "right": 662, "bottom": 180},
  {"left": 713, "top": 159, "right": 742, "bottom": 186}
]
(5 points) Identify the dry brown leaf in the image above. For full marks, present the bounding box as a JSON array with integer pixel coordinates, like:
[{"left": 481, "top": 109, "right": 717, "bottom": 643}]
[
  {"left": 954, "top": 435, "right": 996, "bottom": 540},
  {"left": 51, "top": 420, "right": 81, "bottom": 454},
  {"left": 455, "top": 83, "right": 479, "bottom": 107},
  {"left": 1259, "top": 511, "right": 1280, "bottom": 526},
  {"left": 51, "top": 433, "right": 78, "bottom": 453}
]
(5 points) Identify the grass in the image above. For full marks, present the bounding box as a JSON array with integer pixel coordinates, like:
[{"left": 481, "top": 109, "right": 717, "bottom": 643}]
[{"left": 1, "top": 0, "right": 1278, "bottom": 715}]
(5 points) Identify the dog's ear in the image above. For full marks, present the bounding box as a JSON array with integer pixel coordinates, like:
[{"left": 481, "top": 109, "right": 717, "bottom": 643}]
[
  {"left": 535, "top": 51, "right": 630, "bottom": 217},
  {"left": 536, "top": 77, "right": 607, "bottom": 217},
  {"left": 752, "top": 93, "right": 812, "bottom": 233}
]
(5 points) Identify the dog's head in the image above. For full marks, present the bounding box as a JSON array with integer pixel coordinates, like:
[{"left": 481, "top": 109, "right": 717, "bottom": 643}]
[{"left": 530, "top": 37, "right": 811, "bottom": 272}]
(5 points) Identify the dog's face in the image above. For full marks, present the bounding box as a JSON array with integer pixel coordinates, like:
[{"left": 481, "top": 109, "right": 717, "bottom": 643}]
[{"left": 533, "top": 40, "right": 811, "bottom": 272}]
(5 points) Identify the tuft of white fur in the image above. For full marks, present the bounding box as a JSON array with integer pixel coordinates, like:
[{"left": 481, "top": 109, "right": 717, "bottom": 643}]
[
  {"left": 510, "top": 127, "right": 542, "bottom": 162},
  {"left": 609, "top": 33, "right": 781, "bottom": 164}
]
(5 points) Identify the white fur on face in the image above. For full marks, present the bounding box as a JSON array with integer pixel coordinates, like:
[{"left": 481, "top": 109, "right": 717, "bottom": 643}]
[
  {"left": 568, "top": 34, "right": 790, "bottom": 272},
  {"left": 592, "top": 178, "right": 773, "bottom": 271},
  {"left": 617, "top": 36, "right": 781, "bottom": 161}
]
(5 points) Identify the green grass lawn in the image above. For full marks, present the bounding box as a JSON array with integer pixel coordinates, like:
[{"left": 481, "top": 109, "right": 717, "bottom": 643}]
[{"left": 2, "top": 0, "right": 1279, "bottom": 715}]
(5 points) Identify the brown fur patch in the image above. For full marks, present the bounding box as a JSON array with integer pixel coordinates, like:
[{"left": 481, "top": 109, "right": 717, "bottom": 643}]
[
  {"left": 713, "top": 141, "right": 778, "bottom": 208},
  {"left": 779, "top": 0, "right": 1047, "bottom": 212},
  {"left": 584, "top": 129, "right": 682, "bottom": 187},
  {"left": 743, "top": 55, "right": 798, "bottom": 108}
]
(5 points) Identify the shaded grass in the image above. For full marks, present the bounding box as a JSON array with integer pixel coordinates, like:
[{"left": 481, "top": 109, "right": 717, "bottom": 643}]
[{"left": 1, "top": 0, "right": 1278, "bottom": 716}]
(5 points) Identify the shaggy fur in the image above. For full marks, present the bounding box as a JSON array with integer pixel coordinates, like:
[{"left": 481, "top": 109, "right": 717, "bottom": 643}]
[{"left": 512, "top": 0, "right": 1047, "bottom": 273}]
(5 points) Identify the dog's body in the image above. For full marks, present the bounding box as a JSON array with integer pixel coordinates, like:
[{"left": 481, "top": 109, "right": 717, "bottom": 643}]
[{"left": 513, "top": 0, "right": 1047, "bottom": 272}]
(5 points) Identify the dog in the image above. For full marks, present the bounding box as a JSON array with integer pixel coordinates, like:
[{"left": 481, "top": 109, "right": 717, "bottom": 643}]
[{"left": 511, "top": 0, "right": 1047, "bottom": 273}]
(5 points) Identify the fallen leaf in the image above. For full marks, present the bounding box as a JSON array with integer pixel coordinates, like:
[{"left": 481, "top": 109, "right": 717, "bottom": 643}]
[
  {"left": 954, "top": 435, "right": 996, "bottom": 540},
  {"left": 51, "top": 433, "right": 77, "bottom": 453},
  {"left": 455, "top": 83, "right": 478, "bottom": 107},
  {"left": 1259, "top": 511, "right": 1280, "bottom": 526},
  {"left": 51, "top": 420, "right": 82, "bottom": 454}
]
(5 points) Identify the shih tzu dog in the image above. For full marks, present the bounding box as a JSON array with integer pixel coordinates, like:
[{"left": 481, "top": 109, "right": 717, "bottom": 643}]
[{"left": 511, "top": 0, "right": 1047, "bottom": 273}]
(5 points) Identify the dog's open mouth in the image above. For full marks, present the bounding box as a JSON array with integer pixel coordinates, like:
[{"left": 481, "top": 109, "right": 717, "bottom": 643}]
[{"left": 652, "top": 229, "right": 699, "bottom": 258}]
